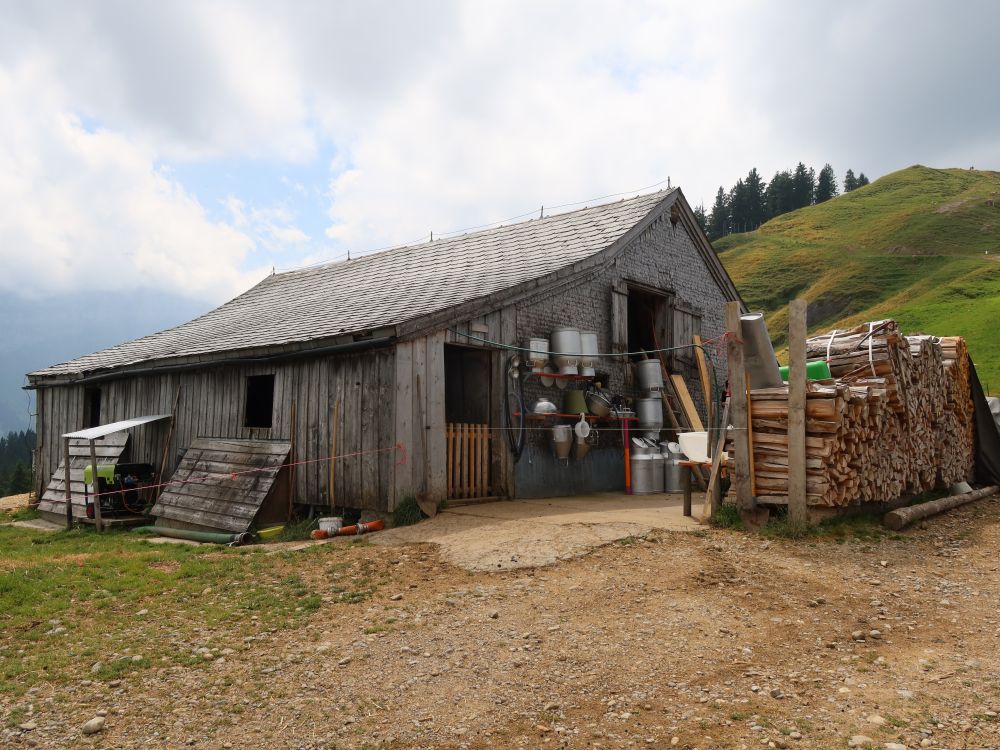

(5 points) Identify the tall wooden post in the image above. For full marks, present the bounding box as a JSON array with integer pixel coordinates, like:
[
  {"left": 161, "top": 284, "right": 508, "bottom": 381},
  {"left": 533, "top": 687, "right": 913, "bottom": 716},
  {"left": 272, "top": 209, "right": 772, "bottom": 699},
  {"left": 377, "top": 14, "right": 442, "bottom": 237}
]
[
  {"left": 63, "top": 437, "right": 73, "bottom": 530},
  {"left": 88, "top": 439, "right": 103, "bottom": 533},
  {"left": 725, "top": 302, "right": 752, "bottom": 510},
  {"left": 787, "top": 298, "right": 809, "bottom": 527}
]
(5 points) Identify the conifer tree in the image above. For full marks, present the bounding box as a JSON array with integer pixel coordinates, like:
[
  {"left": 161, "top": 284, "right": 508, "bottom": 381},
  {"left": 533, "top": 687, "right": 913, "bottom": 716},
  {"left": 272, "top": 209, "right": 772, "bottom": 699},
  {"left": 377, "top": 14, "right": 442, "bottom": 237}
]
[
  {"left": 693, "top": 204, "right": 708, "bottom": 233},
  {"left": 707, "top": 187, "right": 729, "bottom": 240},
  {"left": 856, "top": 172, "right": 870, "bottom": 187},
  {"left": 791, "top": 162, "right": 815, "bottom": 209},
  {"left": 815, "top": 164, "right": 838, "bottom": 203},
  {"left": 744, "top": 168, "right": 767, "bottom": 229},
  {"left": 765, "top": 170, "right": 794, "bottom": 219},
  {"left": 843, "top": 169, "right": 858, "bottom": 192}
]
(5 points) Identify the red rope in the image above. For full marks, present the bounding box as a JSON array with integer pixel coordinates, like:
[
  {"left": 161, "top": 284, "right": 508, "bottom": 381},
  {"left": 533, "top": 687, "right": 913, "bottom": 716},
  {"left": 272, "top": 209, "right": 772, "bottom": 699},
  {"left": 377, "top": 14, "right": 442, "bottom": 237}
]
[{"left": 82, "top": 444, "right": 406, "bottom": 500}]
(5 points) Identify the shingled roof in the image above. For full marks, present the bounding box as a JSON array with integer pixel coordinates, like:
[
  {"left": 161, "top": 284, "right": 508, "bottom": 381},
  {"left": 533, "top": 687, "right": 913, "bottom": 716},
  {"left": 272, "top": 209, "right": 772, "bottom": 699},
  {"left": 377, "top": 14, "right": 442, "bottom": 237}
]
[{"left": 31, "top": 188, "right": 733, "bottom": 380}]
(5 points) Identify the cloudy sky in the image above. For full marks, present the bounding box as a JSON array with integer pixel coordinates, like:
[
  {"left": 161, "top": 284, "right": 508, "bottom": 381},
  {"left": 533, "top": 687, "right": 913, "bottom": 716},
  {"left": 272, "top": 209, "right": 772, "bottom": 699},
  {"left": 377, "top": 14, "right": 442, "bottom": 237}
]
[{"left": 1, "top": 0, "right": 998, "bottom": 429}]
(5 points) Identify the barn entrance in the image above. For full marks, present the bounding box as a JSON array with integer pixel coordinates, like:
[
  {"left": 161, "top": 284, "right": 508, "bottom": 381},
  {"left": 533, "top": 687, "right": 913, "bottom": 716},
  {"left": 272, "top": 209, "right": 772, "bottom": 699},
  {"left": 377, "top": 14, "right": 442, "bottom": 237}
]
[{"left": 444, "top": 344, "right": 492, "bottom": 500}]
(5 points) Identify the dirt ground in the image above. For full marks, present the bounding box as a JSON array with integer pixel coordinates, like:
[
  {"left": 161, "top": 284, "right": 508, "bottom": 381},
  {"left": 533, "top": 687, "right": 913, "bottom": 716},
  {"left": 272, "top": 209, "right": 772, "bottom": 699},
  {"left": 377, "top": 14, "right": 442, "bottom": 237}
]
[
  {"left": 0, "top": 492, "right": 30, "bottom": 511},
  {"left": 4, "top": 497, "right": 1000, "bottom": 750}
]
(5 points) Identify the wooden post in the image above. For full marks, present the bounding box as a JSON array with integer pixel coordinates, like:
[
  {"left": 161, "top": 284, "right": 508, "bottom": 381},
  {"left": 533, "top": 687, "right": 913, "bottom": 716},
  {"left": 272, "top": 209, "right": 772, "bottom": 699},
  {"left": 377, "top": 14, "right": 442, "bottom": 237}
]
[
  {"left": 288, "top": 399, "right": 297, "bottom": 520},
  {"left": 156, "top": 386, "right": 182, "bottom": 500},
  {"left": 787, "top": 298, "right": 809, "bottom": 527},
  {"left": 725, "top": 302, "right": 752, "bottom": 510},
  {"left": 63, "top": 437, "right": 73, "bottom": 530},
  {"left": 329, "top": 400, "right": 340, "bottom": 512},
  {"left": 88, "top": 438, "right": 103, "bottom": 533}
]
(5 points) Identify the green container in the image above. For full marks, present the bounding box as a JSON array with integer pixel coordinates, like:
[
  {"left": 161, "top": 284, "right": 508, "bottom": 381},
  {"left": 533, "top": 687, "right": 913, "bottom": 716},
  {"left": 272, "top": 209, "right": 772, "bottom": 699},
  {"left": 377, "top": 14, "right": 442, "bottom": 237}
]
[
  {"left": 84, "top": 464, "right": 116, "bottom": 484},
  {"left": 563, "top": 389, "right": 588, "bottom": 415},
  {"left": 778, "top": 360, "right": 832, "bottom": 382}
]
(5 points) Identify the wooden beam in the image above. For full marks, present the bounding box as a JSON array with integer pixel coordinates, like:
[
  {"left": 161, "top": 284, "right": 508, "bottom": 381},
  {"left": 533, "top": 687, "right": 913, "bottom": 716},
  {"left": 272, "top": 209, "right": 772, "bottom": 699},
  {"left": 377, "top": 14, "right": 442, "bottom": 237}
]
[
  {"left": 671, "top": 374, "right": 705, "bottom": 432},
  {"left": 63, "top": 437, "right": 72, "bottom": 530},
  {"left": 693, "top": 334, "right": 713, "bottom": 451},
  {"left": 725, "top": 302, "right": 752, "bottom": 510},
  {"left": 883, "top": 486, "right": 998, "bottom": 530},
  {"left": 330, "top": 399, "right": 340, "bottom": 512},
  {"left": 88, "top": 439, "right": 102, "bottom": 532},
  {"left": 787, "top": 298, "right": 808, "bottom": 527},
  {"left": 699, "top": 402, "right": 731, "bottom": 521}
]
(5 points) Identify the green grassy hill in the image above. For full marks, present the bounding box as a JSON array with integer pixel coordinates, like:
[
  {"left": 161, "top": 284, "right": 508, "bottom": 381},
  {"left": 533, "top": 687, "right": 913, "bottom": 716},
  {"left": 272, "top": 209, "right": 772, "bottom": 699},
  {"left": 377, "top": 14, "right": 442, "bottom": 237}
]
[{"left": 715, "top": 165, "right": 1000, "bottom": 391}]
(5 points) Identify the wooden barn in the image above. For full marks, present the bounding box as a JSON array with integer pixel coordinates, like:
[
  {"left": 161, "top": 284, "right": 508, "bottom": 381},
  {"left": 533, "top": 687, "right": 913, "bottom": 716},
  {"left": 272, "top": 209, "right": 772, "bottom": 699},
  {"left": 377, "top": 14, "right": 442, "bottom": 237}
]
[{"left": 26, "top": 188, "right": 742, "bottom": 531}]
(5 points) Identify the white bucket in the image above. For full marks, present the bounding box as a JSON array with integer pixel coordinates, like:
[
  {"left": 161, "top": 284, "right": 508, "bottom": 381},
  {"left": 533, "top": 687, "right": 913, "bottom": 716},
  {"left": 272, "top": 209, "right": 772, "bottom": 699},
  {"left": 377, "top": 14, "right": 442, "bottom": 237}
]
[{"left": 318, "top": 517, "right": 343, "bottom": 534}]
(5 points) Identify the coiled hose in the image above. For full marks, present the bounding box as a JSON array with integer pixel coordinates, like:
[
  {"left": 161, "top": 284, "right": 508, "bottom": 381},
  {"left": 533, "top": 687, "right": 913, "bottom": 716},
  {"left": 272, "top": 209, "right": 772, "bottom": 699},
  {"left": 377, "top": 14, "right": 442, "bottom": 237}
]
[{"left": 502, "top": 355, "right": 526, "bottom": 462}]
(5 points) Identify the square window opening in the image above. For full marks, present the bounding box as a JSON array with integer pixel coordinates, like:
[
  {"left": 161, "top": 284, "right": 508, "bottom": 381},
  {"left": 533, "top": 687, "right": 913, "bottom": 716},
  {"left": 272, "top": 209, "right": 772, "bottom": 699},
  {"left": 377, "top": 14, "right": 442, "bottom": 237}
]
[{"left": 245, "top": 375, "right": 275, "bottom": 428}]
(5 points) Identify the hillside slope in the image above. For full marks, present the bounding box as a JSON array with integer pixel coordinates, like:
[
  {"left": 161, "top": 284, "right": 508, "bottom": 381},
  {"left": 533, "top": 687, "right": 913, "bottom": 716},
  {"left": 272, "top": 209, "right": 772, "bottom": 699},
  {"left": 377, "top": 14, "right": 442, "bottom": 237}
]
[{"left": 716, "top": 165, "right": 1000, "bottom": 390}]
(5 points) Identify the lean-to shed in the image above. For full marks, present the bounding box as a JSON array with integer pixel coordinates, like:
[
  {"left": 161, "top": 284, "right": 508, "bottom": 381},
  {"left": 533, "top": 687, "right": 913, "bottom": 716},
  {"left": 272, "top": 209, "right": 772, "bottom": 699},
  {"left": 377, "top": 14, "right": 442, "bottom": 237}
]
[{"left": 27, "top": 188, "right": 742, "bottom": 522}]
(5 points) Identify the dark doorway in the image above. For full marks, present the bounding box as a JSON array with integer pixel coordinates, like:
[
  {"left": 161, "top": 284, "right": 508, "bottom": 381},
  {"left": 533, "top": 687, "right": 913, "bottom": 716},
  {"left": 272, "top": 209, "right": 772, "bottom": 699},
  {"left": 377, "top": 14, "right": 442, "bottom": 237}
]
[
  {"left": 444, "top": 345, "right": 491, "bottom": 424},
  {"left": 445, "top": 345, "right": 492, "bottom": 500},
  {"left": 627, "top": 286, "right": 670, "bottom": 360},
  {"left": 245, "top": 374, "right": 275, "bottom": 428}
]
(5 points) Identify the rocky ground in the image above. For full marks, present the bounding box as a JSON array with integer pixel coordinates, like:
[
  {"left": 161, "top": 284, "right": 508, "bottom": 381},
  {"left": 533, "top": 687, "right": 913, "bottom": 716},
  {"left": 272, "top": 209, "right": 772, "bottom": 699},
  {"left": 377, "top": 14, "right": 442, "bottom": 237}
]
[{"left": 4, "top": 498, "right": 1000, "bottom": 750}]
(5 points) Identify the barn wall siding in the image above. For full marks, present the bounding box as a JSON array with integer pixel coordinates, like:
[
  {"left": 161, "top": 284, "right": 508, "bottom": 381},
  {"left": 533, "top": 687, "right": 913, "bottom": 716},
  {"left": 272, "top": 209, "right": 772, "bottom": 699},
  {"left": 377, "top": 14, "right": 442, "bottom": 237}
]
[{"left": 33, "top": 348, "right": 398, "bottom": 514}]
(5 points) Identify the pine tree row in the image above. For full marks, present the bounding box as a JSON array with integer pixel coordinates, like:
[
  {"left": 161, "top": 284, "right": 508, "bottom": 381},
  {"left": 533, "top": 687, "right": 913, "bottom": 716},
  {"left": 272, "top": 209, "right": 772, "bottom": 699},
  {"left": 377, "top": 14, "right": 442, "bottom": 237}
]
[{"left": 695, "top": 164, "right": 869, "bottom": 240}]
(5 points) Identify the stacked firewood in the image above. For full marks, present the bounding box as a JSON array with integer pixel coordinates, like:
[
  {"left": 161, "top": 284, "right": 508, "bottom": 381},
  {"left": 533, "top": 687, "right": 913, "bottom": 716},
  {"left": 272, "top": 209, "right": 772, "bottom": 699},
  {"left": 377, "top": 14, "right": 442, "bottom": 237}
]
[
  {"left": 727, "top": 319, "right": 975, "bottom": 507},
  {"left": 937, "top": 336, "right": 975, "bottom": 486}
]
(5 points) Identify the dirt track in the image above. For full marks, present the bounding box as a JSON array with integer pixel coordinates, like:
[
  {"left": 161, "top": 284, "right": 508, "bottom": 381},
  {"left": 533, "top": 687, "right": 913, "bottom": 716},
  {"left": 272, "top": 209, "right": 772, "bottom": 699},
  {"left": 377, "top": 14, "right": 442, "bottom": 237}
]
[{"left": 5, "top": 498, "right": 1000, "bottom": 750}]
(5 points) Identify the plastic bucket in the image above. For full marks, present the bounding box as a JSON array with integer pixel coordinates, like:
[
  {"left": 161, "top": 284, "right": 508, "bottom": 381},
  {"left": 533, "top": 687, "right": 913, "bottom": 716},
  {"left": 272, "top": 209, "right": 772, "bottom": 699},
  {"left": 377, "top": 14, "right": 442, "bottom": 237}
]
[{"left": 318, "top": 517, "right": 343, "bottom": 534}]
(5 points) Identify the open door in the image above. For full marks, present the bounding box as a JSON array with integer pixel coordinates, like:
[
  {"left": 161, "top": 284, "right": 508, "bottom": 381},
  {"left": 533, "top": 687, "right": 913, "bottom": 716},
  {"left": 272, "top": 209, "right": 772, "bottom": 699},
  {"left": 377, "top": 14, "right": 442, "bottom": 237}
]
[{"left": 444, "top": 345, "right": 492, "bottom": 499}]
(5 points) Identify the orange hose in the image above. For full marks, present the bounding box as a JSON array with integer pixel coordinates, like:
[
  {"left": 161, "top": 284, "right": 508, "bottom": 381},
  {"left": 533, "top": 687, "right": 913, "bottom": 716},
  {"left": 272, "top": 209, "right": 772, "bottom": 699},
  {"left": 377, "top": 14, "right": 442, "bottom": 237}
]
[{"left": 336, "top": 519, "right": 385, "bottom": 536}]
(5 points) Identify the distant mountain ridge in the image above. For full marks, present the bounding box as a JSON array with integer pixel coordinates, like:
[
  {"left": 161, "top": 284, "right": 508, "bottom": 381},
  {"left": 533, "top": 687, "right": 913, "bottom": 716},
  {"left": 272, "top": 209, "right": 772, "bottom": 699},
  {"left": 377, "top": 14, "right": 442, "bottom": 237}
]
[{"left": 716, "top": 165, "right": 1000, "bottom": 391}]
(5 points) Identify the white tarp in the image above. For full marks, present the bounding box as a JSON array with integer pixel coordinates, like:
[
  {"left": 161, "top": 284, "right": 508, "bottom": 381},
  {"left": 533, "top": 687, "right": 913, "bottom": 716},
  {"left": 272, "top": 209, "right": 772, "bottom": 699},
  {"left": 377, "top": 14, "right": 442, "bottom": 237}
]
[{"left": 62, "top": 414, "right": 170, "bottom": 441}]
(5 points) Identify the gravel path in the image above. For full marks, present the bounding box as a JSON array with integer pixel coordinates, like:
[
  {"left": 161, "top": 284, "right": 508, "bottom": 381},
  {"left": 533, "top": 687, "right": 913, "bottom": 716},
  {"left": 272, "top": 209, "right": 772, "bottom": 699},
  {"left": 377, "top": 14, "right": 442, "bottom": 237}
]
[{"left": 4, "top": 498, "right": 1000, "bottom": 749}]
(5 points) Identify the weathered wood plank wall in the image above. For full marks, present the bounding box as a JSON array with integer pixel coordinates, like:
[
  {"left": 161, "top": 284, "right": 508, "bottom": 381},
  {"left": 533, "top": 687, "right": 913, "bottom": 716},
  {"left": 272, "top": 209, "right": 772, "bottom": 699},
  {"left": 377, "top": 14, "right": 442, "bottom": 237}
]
[
  {"left": 393, "top": 331, "right": 447, "bottom": 510},
  {"left": 33, "top": 348, "right": 397, "bottom": 512}
]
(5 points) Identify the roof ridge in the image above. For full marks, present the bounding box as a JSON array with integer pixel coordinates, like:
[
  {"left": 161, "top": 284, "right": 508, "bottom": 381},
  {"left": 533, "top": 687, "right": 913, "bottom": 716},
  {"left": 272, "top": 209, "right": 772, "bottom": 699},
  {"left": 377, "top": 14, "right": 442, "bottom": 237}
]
[{"left": 279, "top": 188, "right": 675, "bottom": 277}]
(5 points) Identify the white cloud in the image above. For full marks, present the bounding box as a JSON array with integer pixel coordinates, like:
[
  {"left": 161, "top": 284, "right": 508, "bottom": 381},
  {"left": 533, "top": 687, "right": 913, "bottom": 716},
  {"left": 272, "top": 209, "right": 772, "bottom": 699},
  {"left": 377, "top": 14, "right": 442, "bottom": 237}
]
[
  {"left": 1, "top": 0, "right": 999, "bottom": 301},
  {"left": 0, "top": 61, "right": 267, "bottom": 301}
]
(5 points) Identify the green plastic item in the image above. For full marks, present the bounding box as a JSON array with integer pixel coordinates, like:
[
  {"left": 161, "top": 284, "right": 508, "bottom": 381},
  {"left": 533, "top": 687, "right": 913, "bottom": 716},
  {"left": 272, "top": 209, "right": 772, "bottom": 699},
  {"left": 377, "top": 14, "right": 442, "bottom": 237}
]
[
  {"left": 134, "top": 525, "right": 251, "bottom": 545},
  {"left": 83, "top": 464, "right": 116, "bottom": 485},
  {"left": 779, "top": 360, "right": 833, "bottom": 382}
]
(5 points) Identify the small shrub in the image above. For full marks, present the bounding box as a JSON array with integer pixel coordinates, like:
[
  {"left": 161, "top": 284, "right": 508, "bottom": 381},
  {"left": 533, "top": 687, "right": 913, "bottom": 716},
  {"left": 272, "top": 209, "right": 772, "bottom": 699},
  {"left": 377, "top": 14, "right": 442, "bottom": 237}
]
[{"left": 393, "top": 496, "right": 425, "bottom": 527}]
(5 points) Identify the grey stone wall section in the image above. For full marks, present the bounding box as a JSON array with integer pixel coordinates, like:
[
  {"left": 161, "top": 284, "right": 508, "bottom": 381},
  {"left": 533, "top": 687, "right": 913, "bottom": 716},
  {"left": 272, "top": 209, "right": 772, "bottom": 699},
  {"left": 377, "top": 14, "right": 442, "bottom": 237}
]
[{"left": 510, "top": 212, "right": 730, "bottom": 498}]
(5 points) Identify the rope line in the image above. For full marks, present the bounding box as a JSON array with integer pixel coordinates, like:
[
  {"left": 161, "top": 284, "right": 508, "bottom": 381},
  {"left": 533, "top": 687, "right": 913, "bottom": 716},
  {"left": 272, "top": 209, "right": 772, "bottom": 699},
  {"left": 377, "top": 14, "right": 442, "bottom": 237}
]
[
  {"left": 79, "top": 444, "right": 406, "bottom": 500},
  {"left": 448, "top": 328, "right": 719, "bottom": 358}
]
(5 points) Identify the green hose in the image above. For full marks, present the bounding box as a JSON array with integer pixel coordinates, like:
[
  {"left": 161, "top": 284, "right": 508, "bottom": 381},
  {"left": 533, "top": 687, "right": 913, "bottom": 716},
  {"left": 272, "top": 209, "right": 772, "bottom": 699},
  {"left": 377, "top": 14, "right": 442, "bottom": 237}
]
[{"left": 134, "top": 526, "right": 252, "bottom": 546}]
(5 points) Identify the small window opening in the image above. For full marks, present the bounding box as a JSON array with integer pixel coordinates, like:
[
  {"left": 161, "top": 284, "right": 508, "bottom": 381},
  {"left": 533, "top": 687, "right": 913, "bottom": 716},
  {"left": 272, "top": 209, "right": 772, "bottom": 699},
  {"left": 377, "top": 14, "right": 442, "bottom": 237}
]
[
  {"left": 84, "top": 387, "right": 102, "bottom": 428},
  {"left": 245, "top": 375, "right": 275, "bottom": 428}
]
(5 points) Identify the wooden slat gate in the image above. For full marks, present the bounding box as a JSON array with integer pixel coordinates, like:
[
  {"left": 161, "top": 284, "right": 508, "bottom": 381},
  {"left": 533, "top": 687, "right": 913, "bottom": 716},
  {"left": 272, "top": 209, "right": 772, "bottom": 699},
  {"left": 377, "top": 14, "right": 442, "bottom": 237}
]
[{"left": 447, "top": 423, "right": 491, "bottom": 499}]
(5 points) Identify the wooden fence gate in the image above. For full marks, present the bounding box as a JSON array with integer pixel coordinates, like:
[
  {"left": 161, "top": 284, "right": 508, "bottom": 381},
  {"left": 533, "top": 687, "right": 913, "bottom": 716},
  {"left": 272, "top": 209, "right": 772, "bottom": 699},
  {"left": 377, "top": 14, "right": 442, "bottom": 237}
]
[{"left": 447, "top": 423, "right": 491, "bottom": 499}]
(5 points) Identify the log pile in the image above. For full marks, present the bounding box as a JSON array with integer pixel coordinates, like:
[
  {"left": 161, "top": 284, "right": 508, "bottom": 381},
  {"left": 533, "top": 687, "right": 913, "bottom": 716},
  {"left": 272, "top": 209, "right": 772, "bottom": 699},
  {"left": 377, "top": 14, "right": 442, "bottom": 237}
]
[{"left": 727, "top": 320, "right": 975, "bottom": 507}]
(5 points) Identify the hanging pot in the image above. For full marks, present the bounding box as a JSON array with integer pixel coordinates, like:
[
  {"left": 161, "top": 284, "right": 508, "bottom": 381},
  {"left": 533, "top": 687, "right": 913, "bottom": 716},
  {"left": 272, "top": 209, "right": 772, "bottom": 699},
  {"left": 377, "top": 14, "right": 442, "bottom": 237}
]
[
  {"left": 551, "top": 327, "right": 582, "bottom": 376},
  {"left": 551, "top": 424, "right": 573, "bottom": 459},
  {"left": 585, "top": 388, "right": 613, "bottom": 418},
  {"left": 525, "top": 338, "right": 549, "bottom": 372}
]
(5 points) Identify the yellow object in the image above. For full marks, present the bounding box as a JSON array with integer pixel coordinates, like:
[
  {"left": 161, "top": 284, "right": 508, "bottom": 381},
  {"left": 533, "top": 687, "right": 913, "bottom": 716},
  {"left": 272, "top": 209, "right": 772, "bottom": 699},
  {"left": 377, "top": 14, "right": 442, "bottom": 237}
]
[{"left": 255, "top": 525, "right": 285, "bottom": 539}]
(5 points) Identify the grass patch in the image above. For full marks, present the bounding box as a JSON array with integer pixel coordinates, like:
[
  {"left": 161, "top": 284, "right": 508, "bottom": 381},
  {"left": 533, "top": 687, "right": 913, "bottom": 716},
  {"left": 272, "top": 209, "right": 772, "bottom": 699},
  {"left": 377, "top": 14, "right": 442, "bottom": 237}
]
[
  {"left": 711, "top": 503, "right": 744, "bottom": 530},
  {"left": 270, "top": 517, "right": 318, "bottom": 542},
  {"left": 716, "top": 165, "right": 1000, "bottom": 391},
  {"left": 755, "top": 506, "right": 902, "bottom": 541},
  {"left": 392, "top": 495, "right": 425, "bottom": 528},
  {"left": 0, "top": 524, "right": 332, "bottom": 694}
]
